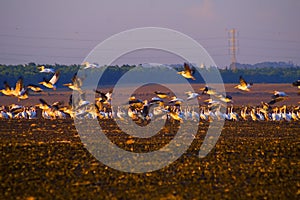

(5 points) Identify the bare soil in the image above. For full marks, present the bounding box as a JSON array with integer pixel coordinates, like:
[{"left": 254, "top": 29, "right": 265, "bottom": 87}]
[{"left": 0, "top": 119, "right": 299, "bottom": 199}]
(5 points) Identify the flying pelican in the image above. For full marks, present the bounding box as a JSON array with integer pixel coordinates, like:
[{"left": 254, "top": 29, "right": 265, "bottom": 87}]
[
  {"left": 185, "top": 91, "right": 200, "bottom": 101},
  {"left": 17, "top": 88, "right": 29, "bottom": 101},
  {"left": 203, "top": 99, "right": 220, "bottom": 107},
  {"left": 169, "top": 96, "right": 184, "bottom": 104},
  {"left": 218, "top": 94, "right": 233, "bottom": 103},
  {"left": 94, "top": 89, "right": 112, "bottom": 104},
  {"left": 38, "top": 65, "right": 55, "bottom": 73},
  {"left": 27, "top": 84, "right": 43, "bottom": 92},
  {"left": 149, "top": 97, "right": 164, "bottom": 104},
  {"left": 0, "top": 81, "right": 13, "bottom": 96},
  {"left": 81, "top": 62, "right": 100, "bottom": 69},
  {"left": 7, "top": 77, "right": 28, "bottom": 100},
  {"left": 200, "top": 86, "right": 217, "bottom": 95},
  {"left": 39, "top": 70, "right": 60, "bottom": 90},
  {"left": 292, "top": 80, "right": 300, "bottom": 95},
  {"left": 177, "top": 63, "right": 195, "bottom": 80},
  {"left": 128, "top": 96, "right": 144, "bottom": 109},
  {"left": 154, "top": 91, "right": 170, "bottom": 99},
  {"left": 234, "top": 76, "right": 253, "bottom": 91},
  {"left": 292, "top": 80, "right": 300, "bottom": 89},
  {"left": 63, "top": 73, "right": 83, "bottom": 92},
  {"left": 10, "top": 77, "right": 24, "bottom": 97},
  {"left": 268, "top": 91, "right": 288, "bottom": 105}
]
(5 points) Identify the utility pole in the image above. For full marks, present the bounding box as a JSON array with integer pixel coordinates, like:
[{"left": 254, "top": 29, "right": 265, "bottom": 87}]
[{"left": 229, "top": 28, "right": 238, "bottom": 71}]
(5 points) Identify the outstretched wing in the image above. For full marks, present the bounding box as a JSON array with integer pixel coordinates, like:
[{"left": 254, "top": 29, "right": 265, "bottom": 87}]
[
  {"left": 15, "top": 77, "right": 24, "bottom": 93},
  {"left": 39, "top": 98, "right": 50, "bottom": 107},
  {"left": 4, "top": 81, "right": 11, "bottom": 90},
  {"left": 184, "top": 63, "right": 194, "bottom": 74},
  {"left": 239, "top": 76, "right": 247, "bottom": 87},
  {"left": 50, "top": 71, "right": 60, "bottom": 85}
]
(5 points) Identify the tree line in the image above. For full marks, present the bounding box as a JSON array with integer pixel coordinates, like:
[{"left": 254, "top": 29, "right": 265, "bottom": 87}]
[{"left": 0, "top": 62, "right": 299, "bottom": 89}]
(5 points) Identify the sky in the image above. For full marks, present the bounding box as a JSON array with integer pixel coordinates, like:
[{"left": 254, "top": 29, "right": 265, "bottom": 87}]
[{"left": 0, "top": 0, "right": 300, "bottom": 67}]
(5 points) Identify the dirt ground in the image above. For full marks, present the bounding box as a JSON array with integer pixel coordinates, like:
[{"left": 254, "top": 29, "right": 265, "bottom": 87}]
[{"left": 0, "top": 119, "right": 299, "bottom": 199}]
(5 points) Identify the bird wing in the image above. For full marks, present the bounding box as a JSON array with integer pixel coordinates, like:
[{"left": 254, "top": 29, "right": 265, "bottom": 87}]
[
  {"left": 50, "top": 71, "right": 60, "bottom": 85},
  {"left": 15, "top": 77, "right": 24, "bottom": 93},
  {"left": 39, "top": 98, "right": 50, "bottom": 107},
  {"left": 184, "top": 63, "right": 191, "bottom": 73},
  {"left": 184, "top": 63, "right": 195, "bottom": 75},
  {"left": 4, "top": 81, "right": 11, "bottom": 90},
  {"left": 71, "top": 73, "right": 82, "bottom": 88},
  {"left": 239, "top": 76, "right": 247, "bottom": 87},
  {"left": 292, "top": 80, "right": 300, "bottom": 87}
]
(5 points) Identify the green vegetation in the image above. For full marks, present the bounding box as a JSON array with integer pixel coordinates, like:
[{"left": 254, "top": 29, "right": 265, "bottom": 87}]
[{"left": 0, "top": 62, "right": 299, "bottom": 89}]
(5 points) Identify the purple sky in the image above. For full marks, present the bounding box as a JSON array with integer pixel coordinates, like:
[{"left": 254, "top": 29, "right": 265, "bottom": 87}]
[{"left": 0, "top": 0, "right": 299, "bottom": 67}]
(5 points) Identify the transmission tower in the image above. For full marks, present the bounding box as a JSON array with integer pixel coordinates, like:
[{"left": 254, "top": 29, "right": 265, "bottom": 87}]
[{"left": 228, "top": 28, "right": 238, "bottom": 70}]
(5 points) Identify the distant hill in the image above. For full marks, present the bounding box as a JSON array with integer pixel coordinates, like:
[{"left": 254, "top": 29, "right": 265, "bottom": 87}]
[{"left": 234, "top": 61, "right": 298, "bottom": 69}]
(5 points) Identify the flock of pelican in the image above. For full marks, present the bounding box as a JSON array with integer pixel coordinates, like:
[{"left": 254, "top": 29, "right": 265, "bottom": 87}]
[{"left": 0, "top": 63, "right": 299, "bottom": 122}]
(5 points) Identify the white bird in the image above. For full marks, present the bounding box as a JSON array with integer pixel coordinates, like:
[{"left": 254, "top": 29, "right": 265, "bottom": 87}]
[
  {"left": 268, "top": 91, "right": 288, "bottom": 105},
  {"left": 177, "top": 63, "right": 196, "bottom": 80},
  {"left": 39, "top": 70, "right": 60, "bottom": 90},
  {"left": 185, "top": 91, "right": 200, "bottom": 101},
  {"left": 38, "top": 66, "right": 55, "bottom": 73},
  {"left": 235, "top": 76, "right": 253, "bottom": 91},
  {"left": 82, "top": 62, "right": 100, "bottom": 69}
]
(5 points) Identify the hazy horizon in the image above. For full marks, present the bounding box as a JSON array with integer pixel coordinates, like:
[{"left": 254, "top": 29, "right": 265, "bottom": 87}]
[{"left": 1, "top": 1, "right": 300, "bottom": 67}]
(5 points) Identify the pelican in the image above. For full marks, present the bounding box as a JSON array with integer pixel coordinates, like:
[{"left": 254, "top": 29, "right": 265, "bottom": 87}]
[
  {"left": 39, "top": 70, "right": 60, "bottom": 90},
  {"left": 0, "top": 81, "right": 13, "bottom": 96},
  {"left": 81, "top": 62, "right": 100, "bottom": 69},
  {"left": 10, "top": 77, "right": 24, "bottom": 97},
  {"left": 154, "top": 91, "right": 170, "bottom": 99},
  {"left": 8, "top": 77, "right": 28, "bottom": 100},
  {"left": 38, "top": 65, "right": 55, "bottom": 73},
  {"left": 169, "top": 96, "right": 184, "bottom": 105},
  {"left": 218, "top": 94, "right": 233, "bottom": 103},
  {"left": 240, "top": 106, "right": 249, "bottom": 121},
  {"left": 280, "top": 105, "right": 291, "bottom": 121},
  {"left": 168, "top": 111, "right": 183, "bottom": 122},
  {"left": 17, "top": 88, "right": 29, "bottom": 100},
  {"left": 200, "top": 86, "right": 217, "bottom": 95},
  {"left": 234, "top": 76, "right": 253, "bottom": 91},
  {"left": 128, "top": 96, "right": 144, "bottom": 109},
  {"left": 191, "top": 109, "right": 200, "bottom": 121},
  {"left": 185, "top": 91, "right": 200, "bottom": 101},
  {"left": 268, "top": 91, "right": 288, "bottom": 105},
  {"left": 203, "top": 99, "right": 220, "bottom": 107},
  {"left": 116, "top": 106, "right": 126, "bottom": 120},
  {"left": 63, "top": 73, "right": 83, "bottom": 92},
  {"left": 149, "top": 97, "right": 164, "bottom": 105},
  {"left": 27, "top": 84, "right": 43, "bottom": 92},
  {"left": 94, "top": 89, "right": 112, "bottom": 104},
  {"left": 292, "top": 80, "right": 300, "bottom": 89},
  {"left": 177, "top": 63, "right": 195, "bottom": 80}
]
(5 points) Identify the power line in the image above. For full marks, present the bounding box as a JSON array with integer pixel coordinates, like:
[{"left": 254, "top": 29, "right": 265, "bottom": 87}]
[{"left": 0, "top": 52, "right": 84, "bottom": 59}]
